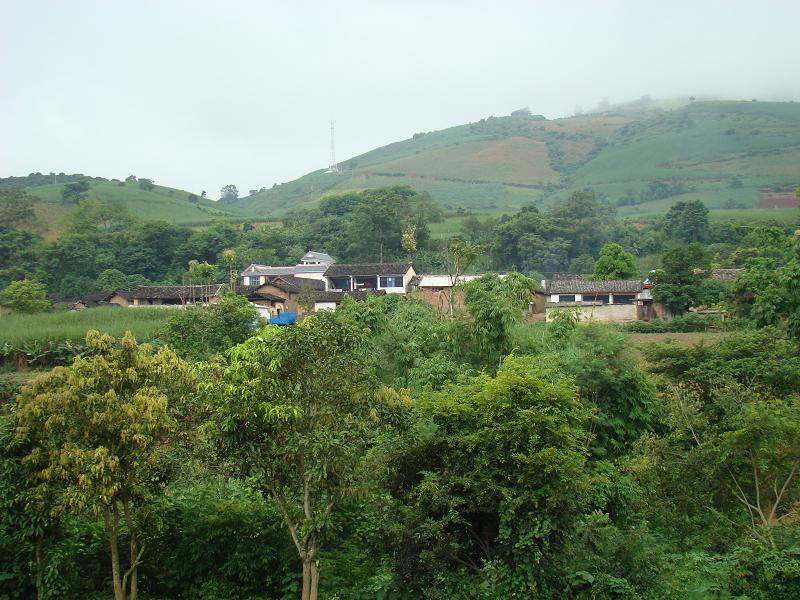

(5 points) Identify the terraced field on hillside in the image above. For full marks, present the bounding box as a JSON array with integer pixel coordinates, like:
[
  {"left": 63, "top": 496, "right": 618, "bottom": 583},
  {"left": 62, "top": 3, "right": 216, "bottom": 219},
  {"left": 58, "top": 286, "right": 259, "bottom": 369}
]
[
  {"left": 16, "top": 179, "right": 247, "bottom": 239},
  {"left": 237, "top": 101, "right": 800, "bottom": 223}
]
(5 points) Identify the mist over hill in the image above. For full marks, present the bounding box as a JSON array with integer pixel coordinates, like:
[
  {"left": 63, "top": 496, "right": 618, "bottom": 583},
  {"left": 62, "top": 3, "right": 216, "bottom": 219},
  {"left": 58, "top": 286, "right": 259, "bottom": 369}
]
[{"left": 236, "top": 100, "right": 800, "bottom": 221}]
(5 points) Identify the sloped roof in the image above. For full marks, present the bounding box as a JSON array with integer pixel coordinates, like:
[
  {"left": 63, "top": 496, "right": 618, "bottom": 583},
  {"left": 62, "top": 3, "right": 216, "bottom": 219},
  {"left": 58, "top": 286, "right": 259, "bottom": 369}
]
[
  {"left": 301, "top": 251, "right": 334, "bottom": 263},
  {"left": 324, "top": 263, "right": 414, "bottom": 277},
  {"left": 546, "top": 278, "right": 643, "bottom": 294},
  {"left": 312, "top": 289, "right": 387, "bottom": 304},
  {"left": 131, "top": 284, "right": 260, "bottom": 300},
  {"left": 265, "top": 276, "right": 325, "bottom": 293},
  {"left": 241, "top": 264, "right": 329, "bottom": 277}
]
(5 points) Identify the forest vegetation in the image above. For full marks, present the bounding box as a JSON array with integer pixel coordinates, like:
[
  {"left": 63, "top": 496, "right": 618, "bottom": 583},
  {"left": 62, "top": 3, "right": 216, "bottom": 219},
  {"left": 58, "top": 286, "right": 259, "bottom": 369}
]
[{"left": 2, "top": 187, "right": 800, "bottom": 597}]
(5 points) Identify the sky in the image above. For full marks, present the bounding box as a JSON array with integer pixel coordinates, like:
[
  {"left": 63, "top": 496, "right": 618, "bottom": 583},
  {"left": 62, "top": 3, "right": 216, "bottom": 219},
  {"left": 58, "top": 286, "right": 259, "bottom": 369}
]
[{"left": 2, "top": 0, "right": 799, "bottom": 199}]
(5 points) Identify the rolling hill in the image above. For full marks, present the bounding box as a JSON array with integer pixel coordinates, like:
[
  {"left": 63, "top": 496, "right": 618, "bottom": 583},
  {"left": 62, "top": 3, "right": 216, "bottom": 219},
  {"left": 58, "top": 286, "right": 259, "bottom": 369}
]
[
  {"left": 1, "top": 175, "right": 249, "bottom": 240},
  {"left": 236, "top": 100, "right": 800, "bottom": 221}
]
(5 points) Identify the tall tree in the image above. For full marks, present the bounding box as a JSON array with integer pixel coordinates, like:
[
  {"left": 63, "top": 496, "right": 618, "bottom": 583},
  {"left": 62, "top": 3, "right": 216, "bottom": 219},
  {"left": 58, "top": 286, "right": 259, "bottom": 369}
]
[
  {"left": 208, "top": 312, "right": 390, "bottom": 600},
  {"left": 14, "top": 331, "right": 197, "bottom": 600},
  {"left": 593, "top": 242, "right": 639, "bottom": 280},
  {"left": 664, "top": 199, "right": 709, "bottom": 243},
  {"left": 219, "top": 184, "right": 239, "bottom": 203},
  {"left": 651, "top": 243, "right": 711, "bottom": 314},
  {"left": 61, "top": 179, "right": 91, "bottom": 204},
  {"left": 385, "top": 355, "right": 590, "bottom": 596}
]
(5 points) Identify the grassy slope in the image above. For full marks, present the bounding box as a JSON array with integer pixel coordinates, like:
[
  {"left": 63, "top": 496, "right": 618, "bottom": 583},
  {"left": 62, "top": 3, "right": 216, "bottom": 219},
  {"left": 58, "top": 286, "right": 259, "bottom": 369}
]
[
  {"left": 238, "top": 101, "right": 800, "bottom": 223},
  {"left": 236, "top": 112, "right": 628, "bottom": 215},
  {"left": 20, "top": 180, "right": 249, "bottom": 239}
]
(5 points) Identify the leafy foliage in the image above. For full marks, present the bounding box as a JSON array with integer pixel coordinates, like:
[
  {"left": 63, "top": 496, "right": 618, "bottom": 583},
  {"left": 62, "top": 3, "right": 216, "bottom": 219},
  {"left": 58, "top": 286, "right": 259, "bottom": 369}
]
[
  {"left": 162, "top": 292, "right": 260, "bottom": 360},
  {"left": 14, "top": 331, "right": 198, "bottom": 600},
  {"left": 592, "top": 243, "right": 639, "bottom": 280},
  {"left": 0, "top": 279, "right": 52, "bottom": 314},
  {"left": 384, "top": 355, "right": 590, "bottom": 597}
]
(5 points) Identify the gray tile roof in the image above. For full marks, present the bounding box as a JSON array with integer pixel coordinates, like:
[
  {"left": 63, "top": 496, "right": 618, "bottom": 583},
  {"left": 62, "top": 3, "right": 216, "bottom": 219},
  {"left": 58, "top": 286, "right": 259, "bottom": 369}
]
[
  {"left": 324, "top": 263, "right": 414, "bottom": 277},
  {"left": 546, "top": 278, "right": 643, "bottom": 294},
  {"left": 131, "top": 284, "right": 261, "bottom": 300},
  {"left": 301, "top": 251, "right": 334, "bottom": 263},
  {"left": 242, "top": 264, "right": 329, "bottom": 276},
  {"left": 262, "top": 276, "right": 325, "bottom": 293}
]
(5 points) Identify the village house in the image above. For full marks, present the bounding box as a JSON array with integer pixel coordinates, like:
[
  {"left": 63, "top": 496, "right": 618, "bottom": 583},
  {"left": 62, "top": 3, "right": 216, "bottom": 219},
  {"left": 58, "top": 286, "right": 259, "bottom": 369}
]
[
  {"left": 240, "top": 251, "right": 334, "bottom": 286},
  {"left": 248, "top": 275, "right": 325, "bottom": 318},
  {"left": 545, "top": 276, "right": 650, "bottom": 323},
  {"left": 323, "top": 262, "right": 416, "bottom": 294},
  {"left": 129, "top": 284, "right": 263, "bottom": 306}
]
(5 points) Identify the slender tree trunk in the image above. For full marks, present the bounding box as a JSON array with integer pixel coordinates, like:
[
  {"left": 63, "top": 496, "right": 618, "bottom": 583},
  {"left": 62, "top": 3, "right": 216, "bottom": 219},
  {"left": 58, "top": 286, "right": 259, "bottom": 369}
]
[
  {"left": 122, "top": 498, "right": 141, "bottom": 600},
  {"left": 309, "top": 560, "right": 320, "bottom": 600},
  {"left": 104, "top": 506, "right": 125, "bottom": 600},
  {"left": 35, "top": 533, "right": 44, "bottom": 600},
  {"left": 301, "top": 557, "right": 311, "bottom": 600}
]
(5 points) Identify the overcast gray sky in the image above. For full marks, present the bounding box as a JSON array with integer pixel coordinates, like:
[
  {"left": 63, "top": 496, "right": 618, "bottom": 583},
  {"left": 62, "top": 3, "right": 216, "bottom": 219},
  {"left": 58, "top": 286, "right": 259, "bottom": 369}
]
[{"left": 2, "top": 0, "right": 799, "bottom": 198}]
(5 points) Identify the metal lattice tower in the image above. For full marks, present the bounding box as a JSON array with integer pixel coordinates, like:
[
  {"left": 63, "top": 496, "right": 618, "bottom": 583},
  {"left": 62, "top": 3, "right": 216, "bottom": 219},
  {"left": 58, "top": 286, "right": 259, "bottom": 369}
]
[{"left": 326, "top": 120, "right": 340, "bottom": 173}]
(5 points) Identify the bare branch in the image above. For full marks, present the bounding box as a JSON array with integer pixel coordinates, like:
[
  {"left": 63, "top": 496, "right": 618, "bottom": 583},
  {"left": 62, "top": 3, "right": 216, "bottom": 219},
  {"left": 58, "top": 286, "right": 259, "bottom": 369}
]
[{"left": 272, "top": 488, "right": 304, "bottom": 556}]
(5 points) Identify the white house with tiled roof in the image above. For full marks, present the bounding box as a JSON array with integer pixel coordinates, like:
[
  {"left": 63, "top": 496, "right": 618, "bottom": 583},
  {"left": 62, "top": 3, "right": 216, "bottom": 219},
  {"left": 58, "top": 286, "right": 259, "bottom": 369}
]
[
  {"left": 240, "top": 251, "right": 335, "bottom": 286},
  {"left": 545, "top": 276, "right": 648, "bottom": 323}
]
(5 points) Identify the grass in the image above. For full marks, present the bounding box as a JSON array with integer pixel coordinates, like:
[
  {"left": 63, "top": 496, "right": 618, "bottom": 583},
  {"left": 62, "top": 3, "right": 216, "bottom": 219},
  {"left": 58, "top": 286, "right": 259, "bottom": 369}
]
[
  {"left": 372, "top": 137, "right": 558, "bottom": 185},
  {"left": 20, "top": 180, "right": 251, "bottom": 238},
  {"left": 236, "top": 101, "right": 800, "bottom": 222},
  {"left": 0, "top": 307, "right": 172, "bottom": 345},
  {"left": 429, "top": 213, "right": 496, "bottom": 240}
]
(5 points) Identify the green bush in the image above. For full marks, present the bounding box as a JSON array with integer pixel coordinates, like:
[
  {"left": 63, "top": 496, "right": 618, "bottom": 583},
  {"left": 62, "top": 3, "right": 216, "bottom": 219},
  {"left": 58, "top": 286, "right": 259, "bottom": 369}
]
[{"left": 625, "top": 313, "right": 717, "bottom": 333}]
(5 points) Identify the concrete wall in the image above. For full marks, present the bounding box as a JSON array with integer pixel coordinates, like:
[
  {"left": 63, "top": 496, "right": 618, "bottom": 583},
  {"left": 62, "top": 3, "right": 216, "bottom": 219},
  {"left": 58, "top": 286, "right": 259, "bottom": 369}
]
[{"left": 546, "top": 303, "right": 638, "bottom": 323}]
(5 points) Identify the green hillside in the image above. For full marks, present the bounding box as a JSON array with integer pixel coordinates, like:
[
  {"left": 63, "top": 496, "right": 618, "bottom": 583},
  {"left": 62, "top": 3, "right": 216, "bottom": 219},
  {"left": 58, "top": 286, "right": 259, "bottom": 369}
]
[
  {"left": 7, "top": 177, "right": 248, "bottom": 239},
  {"left": 237, "top": 100, "right": 800, "bottom": 221}
]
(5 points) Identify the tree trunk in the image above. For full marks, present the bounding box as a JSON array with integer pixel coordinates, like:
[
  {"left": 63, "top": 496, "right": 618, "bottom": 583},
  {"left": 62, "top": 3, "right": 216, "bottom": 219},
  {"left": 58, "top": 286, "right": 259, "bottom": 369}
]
[
  {"left": 128, "top": 536, "right": 138, "bottom": 600},
  {"left": 309, "top": 560, "right": 320, "bottom": 600},
  {"left": 105, "top": 506, "right": 125, "bottom": 600},
  {"left": 301, "top": 557, "right": 311, "bottom": 600},
  {"left": 35, "top": 533, "right": 44, "bottom": 600},
  {"left": 122, "top": 498, "right": 141, "bottom": 600}
]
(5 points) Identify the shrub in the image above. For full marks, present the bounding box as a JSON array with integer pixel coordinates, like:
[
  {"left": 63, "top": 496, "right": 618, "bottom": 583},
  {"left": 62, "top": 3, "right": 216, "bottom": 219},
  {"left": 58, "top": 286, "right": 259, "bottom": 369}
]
[{"left": 626, "top": 313, "right": 717, "bottom": 333}]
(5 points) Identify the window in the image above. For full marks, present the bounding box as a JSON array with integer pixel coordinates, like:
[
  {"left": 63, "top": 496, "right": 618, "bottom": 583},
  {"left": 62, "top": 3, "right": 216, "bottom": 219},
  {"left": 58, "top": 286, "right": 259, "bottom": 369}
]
[
  {"left": 330, "top": 277, "right": 351, "bottom": 291},
  {"left": 583, "top": 294, "right": 609, "bottom": 304},
  {"left": 380, "top": 276, "right": 404, "bottom": 288},
  {"left": 613, "top": 294, "right": 635, "bottom": 304},
  {"left": 248, "top": 276, "right": 261, "bottom": 286},
  {"left": 558, "top": 294, "right": 576, "bottom": 303}
]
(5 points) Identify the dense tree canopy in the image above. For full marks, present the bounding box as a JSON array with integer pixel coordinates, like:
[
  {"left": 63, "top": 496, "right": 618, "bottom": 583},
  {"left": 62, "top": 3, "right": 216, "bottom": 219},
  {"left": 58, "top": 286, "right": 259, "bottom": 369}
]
[
  {"left": 593, "top": 242, "right": 639, "bottom": 280},
  {"left": 3, "top": 184, "right": 800, "bottom": 598}
]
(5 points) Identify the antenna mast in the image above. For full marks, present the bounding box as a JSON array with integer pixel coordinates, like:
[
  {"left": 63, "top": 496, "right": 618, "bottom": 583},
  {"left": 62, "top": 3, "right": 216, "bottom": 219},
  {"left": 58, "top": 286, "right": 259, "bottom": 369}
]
[{"left": 326, "top": 120, "right": 340, "bottom": 174}]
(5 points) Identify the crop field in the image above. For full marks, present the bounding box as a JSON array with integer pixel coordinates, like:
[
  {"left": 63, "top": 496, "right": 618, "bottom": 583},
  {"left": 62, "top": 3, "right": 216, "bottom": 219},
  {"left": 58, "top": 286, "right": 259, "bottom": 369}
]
[
  {"left": 238, "top": 102, "right": 800, "bottom": 221},
  {"left": 0, "top": 307, "right": 171, "bottom": 345},
  {"left": 429, "top": 213, "right": 496, "bottom": 239},
  {"left": 22, "top": 180, "right": 247, "bottom": 238},
  {"left": 370, "top": 137, "right": 558, "bottom": 185}
]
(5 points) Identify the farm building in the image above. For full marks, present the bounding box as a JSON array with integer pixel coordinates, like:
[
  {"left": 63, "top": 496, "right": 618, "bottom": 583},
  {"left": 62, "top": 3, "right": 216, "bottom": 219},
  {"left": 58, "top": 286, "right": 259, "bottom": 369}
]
[
  {"left": 545, "top": 276, "right": 651, "bottom": 323},
  {"left": 323, "top": 263, "right": 416, "bottom": 294}
]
